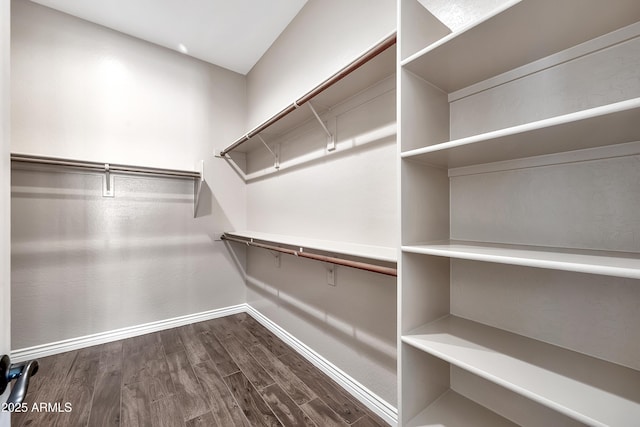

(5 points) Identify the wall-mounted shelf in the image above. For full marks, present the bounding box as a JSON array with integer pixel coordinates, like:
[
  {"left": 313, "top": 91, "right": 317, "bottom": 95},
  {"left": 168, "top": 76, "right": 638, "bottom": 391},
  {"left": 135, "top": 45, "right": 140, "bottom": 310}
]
[
  {"left": 224, "top": 231, "right": 397, "bottom": 264},
  {"left": 403, "top": 241, "right": 640, "bottom": 279},
  {"left": 10, "top": 153, "right": 202, "bottom": 179},
  {"left": 401, "top": 0, "right": 640, "bottom": 93},
  {"left": 218, "top": 32, "right": 396, "bottom": 157},
  {"left": 11, "top": 153, "right": 204, "bottom": 216},
  {"left": 401, "top": 97, "right": 640, "bottom": 169},
  {"left": 221, "top": 233, "right": 398, "bottom": 285},
  {"left": 223, "top": 232, "right": 396, "bottom": 277},
  {"left": 402, "top": 315, "right": 640, "bottom": 427}
]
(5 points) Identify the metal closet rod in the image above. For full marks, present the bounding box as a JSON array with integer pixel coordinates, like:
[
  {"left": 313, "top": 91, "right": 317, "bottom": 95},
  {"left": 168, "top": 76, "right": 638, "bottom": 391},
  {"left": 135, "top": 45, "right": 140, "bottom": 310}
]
[
  {"left": 222, "top": 234, "right": 397, "bottom": 277},
  {"left": 220, "top": 32, "right": 397, "bottom": 157},
  {"left": 10, "top": 153, "right": 201, "bottom": 179}
]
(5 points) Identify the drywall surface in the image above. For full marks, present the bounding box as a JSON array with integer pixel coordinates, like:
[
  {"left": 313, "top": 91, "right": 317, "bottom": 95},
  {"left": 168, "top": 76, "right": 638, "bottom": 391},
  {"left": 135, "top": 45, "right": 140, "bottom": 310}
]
[
  {"left": 243, "top": 99, "right": 398, "bottom": 404},
  {"left": 11, "top": 1, "right": 246, "bottom": 171},
  {"left": 246, "top": 85, "right": 397, "bottom": 246},
  {"left": 245, "top": 0, "right": 396, "bottom": 130},
  {"left": 450, "top": 155, "right": 640, "bottom": 252},
  {"left": 1, "top": 0, "right": 11, "bottom": 423},
  {"left": 243, "top": 0, "right": 398, "bottom": 406},
  {"left": 246, "top": 247, "right": 397, "bottom": 404},
  {"left": 244, "top": 86, "right": 398, "bottom": 404},
  {"left": 10, "top": 1, "right": 247, "bottom": 349}
]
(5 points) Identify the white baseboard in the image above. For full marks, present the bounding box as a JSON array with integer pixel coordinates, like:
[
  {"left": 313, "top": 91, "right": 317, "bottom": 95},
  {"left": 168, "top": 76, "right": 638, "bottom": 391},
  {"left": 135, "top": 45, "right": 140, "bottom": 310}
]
[
  {"left": 245, "top": 304, "right": 398, "bottom": 426},
  {"left": 10, "top": 304, "right": 246, "bottom": 362},
  {"left": 11, "top": 302, "right": 398, "bottom": 425}
]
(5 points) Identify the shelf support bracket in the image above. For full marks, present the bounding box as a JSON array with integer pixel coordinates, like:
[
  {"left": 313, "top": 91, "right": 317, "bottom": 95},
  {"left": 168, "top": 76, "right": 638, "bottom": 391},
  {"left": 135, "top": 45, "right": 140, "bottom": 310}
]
[
  {"left": 308, "top": 101, "right": 335, "bottom": 152},
  {"left": 324, "top": 263, "right": 336, "bottom": 286},
  {"left": 257, "top": 134, "right": 279, "bottom": 170},
  {"left": 102, "top": 163, "right": 114, "bottom": 198},
  {"left": 193, "top": 160, "right": 204, "bottom": 218},
  {"left": 268, "top": 250, "right": 281, "bottom": 268}
]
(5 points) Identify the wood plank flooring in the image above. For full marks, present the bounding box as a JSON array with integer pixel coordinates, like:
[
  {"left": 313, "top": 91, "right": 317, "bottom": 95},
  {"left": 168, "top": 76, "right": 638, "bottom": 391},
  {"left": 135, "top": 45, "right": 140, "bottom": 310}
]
[{"left": 11, "top": 313, "right": 389, "bottom": 427}]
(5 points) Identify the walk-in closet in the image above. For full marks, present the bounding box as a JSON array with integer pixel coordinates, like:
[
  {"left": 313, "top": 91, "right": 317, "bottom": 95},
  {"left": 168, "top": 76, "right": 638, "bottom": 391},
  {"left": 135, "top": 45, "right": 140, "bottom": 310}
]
[{"left": 1, "top": 0, "right": 638, "bottom": 426}]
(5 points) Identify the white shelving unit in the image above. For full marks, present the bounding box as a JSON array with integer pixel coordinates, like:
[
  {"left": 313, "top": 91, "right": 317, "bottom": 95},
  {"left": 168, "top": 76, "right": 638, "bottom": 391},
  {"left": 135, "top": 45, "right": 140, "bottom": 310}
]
[{"left": 399, "top": 0, "right": 640, "bottom": 425}]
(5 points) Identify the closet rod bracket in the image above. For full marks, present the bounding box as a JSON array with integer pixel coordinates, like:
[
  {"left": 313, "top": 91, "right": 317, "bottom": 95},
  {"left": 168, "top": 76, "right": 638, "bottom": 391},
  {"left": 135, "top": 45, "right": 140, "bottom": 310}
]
[
  {"left": 269, "top": 251, "right": 281, "bottom": 268},
  {"left": 102, "top": 163, "right": 115, "bottom": 198},
  {"left": 307, "top": 102, "right": 335, "bottom": 152},
  {"left": 324, "top": 263, "right": 336, "bottom": 286}
]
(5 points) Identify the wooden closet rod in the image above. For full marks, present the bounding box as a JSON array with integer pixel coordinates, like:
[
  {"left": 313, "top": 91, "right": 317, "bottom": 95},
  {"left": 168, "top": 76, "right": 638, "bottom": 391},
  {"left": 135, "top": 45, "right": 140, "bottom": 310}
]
[
  {"left": 11, "top": 153, "right": 201, "bottom": 179},
  {"left": 219, "top": 32, "right": 397, "bottom": 157},
  {"left": 221, "top": 234, "right": 398, "bottom": 277}
]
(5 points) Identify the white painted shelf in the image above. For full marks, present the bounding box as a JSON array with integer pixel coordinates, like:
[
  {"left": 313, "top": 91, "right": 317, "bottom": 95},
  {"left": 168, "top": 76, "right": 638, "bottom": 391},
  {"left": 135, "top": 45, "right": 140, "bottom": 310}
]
[
  {"left": 406, "top": 390, "right": 517, "bottom": 427},
  {"left": 401, "top": 97, "right": 640, "bottom": 168},
  {"left": 402, "top": 316, "right": 640, "bottom": 427},
  {"left": 401, "top": 0, "right": 640, "bottom": 92},
  {"left": 402, "top": 240, "right": 640, "bottom": 279},
  {"left": 224, "top": 231, "right": 397, "bottom": 263}
]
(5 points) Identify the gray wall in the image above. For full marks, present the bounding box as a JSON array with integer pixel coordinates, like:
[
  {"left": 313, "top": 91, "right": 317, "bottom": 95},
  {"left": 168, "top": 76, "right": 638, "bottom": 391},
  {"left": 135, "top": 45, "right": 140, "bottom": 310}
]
[
  {"left": 243, "top": 0, "right": 398, "bottom": 406},
  {"left": 246, "top": 0, "right": 397, "bottom": 129},
  {"left": 10, "top": 1, "right": 247, "bottom": 349}
]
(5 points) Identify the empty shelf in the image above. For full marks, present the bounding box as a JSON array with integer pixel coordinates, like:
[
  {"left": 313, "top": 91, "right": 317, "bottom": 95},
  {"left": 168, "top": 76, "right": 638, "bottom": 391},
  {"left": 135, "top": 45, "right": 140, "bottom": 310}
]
[
  {"left": 402, "top": 316, "right": 640, "bottom": 427},
  {"left": 406, "top": 390, "right": 517, "bottom": 427},
  {"left": 224, "top": 231, "right": 397, "bottom": 263},
  {"left": 401, "top": 97, "right": 640, "bottom": 169},
  {"left": 402, "top": 241, "right": 640, "bottom": 279},
  {"left": 402, "top": 0, "right": 640, "bottom": 92}
]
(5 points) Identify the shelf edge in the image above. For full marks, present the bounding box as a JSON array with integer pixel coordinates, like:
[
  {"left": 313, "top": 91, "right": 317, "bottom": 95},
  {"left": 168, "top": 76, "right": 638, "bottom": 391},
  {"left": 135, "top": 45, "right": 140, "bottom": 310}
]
[
  {"left": 400, "top": 97, "right": 640, "bottom": 161},
  {"left": 401, "top": 243, "right": 640, "bottom": 279}
]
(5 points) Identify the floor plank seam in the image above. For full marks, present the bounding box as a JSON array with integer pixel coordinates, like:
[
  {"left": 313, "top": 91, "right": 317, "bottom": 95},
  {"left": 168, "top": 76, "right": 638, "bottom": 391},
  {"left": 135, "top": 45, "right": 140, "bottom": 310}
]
[
  {"left": 84, "top": 346, "right": 105, "bottom": 427},
  {"left": 189, "top": 320, "right": 252, "bottom": 427},
  {"left": 160, "top": 336, "right": 186, "bottom": 424},
  {"left": 117, "top": 343, "right": 124, "bottom": 427}
]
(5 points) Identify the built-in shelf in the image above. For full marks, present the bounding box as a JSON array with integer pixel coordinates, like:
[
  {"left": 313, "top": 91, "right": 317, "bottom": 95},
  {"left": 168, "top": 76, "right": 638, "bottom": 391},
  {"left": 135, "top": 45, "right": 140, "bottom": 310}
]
[
  {"left": 402, "top": 241, "right": 640, "bottom": 279},
  {"left": 224, "top": 231, "right": 397, "bottom": 263},
  {"left": 402, "top": 315, "right": 640, "bottom": 427},
  {"left": 406, "top": 390, "right": 517, "bottom": 427},
  {"left": 401, "top": 0, "right": 640, "bottom": 92},
  {"left": 399, "top": 0, "right": 640, "bottom": 425},
  {"left": 401, "top": 97, "right": 640, "bottom": 169}
]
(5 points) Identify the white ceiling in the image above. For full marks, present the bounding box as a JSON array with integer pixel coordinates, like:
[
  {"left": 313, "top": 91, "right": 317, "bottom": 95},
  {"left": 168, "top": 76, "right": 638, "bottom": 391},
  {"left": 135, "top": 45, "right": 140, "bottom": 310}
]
[{"left": 30, "top": 0, "right": 308, "bottom": 74}]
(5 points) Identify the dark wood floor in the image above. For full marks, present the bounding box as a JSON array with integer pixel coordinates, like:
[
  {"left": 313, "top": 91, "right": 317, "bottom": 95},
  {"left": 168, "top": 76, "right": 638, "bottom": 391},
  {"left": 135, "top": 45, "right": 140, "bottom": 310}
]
[{"left": 12, "top": 313, "right": 388, "bottom": 427}]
